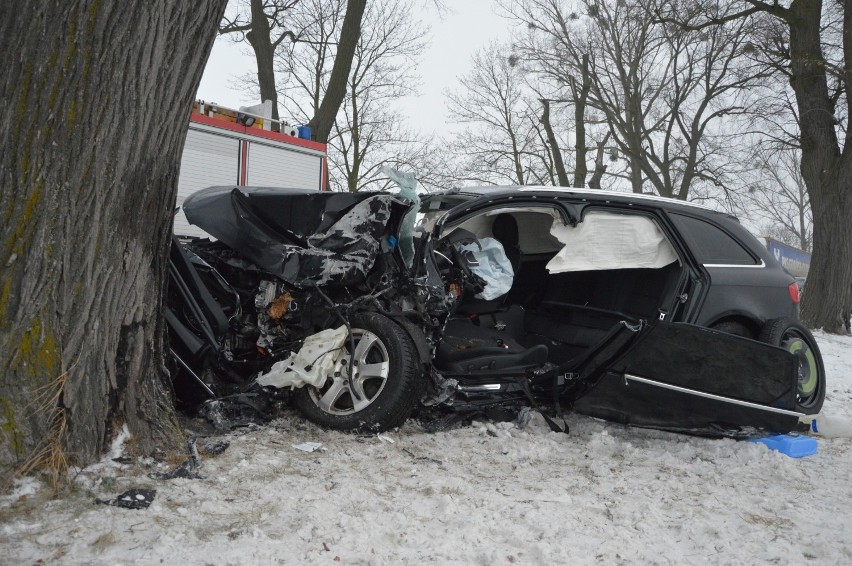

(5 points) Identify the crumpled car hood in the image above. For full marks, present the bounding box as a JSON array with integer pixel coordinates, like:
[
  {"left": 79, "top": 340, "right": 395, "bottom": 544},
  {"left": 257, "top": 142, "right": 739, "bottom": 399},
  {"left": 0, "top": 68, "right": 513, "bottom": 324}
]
[{"left": 182, "top": 186, "right": 411, "bottom": 287}]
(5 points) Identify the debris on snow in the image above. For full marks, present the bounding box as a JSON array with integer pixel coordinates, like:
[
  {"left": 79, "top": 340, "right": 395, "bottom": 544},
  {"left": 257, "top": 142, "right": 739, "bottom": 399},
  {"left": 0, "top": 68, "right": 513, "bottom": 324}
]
[
  {"left": 148, "top": 438, "right": 204, "bottom": 480},
  {"left": 292, "top": 442, "right": 324, "bottom": 453},
  {"left": 199, "top": 439, "right": 230, "bottom": 456},
  {"left": 95, "top": 489, "right": 156, "bottom": 510}
]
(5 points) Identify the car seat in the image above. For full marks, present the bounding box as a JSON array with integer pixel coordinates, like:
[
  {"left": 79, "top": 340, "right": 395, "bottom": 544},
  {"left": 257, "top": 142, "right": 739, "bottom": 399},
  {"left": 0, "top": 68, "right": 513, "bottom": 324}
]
[
  {"left": 435, "top": 313, "right": 548, "bottom": 377},
  {"left": 491, "top": 213, "right": 521, "bottom": 273}
]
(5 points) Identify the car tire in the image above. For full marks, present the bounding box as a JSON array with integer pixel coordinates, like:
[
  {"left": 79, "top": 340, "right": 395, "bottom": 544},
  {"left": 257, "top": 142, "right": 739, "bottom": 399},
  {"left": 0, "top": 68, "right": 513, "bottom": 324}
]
[
  {"left": 710, "top": 320, "right": 754, "bottom": 339},
  {"left": 758, "top": 318, "right": 826, "bottom": 414},
  {"left": 292, "top": 312, "right": 422, "bottom": 431}
]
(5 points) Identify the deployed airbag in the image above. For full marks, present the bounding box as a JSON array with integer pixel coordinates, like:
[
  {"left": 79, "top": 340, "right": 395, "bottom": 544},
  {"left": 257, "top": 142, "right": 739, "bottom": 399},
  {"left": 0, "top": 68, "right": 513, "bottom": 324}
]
[
  {"left": 458, "top": 237, "right": 514, "bottom": 300},
  {"left": 257, "top": 326, "right": 348, "bottom": 389},
  {"left": 546, "top": 212, "right": 678, "bottom": 273}
]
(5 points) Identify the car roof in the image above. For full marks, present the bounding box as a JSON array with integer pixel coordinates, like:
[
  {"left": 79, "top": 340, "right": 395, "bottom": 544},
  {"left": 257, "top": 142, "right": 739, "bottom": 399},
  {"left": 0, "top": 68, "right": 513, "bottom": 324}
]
[{"left": 429, "top": 185, "right": 734, "bottom": 219}]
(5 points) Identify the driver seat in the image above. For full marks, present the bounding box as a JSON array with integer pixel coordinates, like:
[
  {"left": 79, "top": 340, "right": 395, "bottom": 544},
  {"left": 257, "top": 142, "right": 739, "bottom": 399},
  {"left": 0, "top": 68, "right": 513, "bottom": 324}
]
[
  {"left": 491, "top": 214, "right": 521, "bottom": 274},
  {"left": 435, "top": 315, "right": 548, "bottom": 377}
]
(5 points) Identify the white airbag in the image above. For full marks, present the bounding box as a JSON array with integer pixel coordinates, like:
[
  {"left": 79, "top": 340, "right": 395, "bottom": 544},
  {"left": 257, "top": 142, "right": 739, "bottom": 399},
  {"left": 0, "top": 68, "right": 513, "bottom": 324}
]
[
  {"left": 257, "top": 326, "right": 348, "bottom": 388},
  {"left": 546, "top": 212, "right": 678, "bottom": 273},
  {"left": 458, "top": 237, "right": 515, "bottom": 300}
]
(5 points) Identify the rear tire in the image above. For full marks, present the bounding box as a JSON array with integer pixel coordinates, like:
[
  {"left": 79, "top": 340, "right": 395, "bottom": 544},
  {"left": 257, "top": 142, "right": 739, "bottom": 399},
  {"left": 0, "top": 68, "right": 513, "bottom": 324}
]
[
  {"left": 292, "top": 313, "right": 422, "bottom": 431},
  {"left": 758, "top": 318, "right": 826, "bottom": 414}
]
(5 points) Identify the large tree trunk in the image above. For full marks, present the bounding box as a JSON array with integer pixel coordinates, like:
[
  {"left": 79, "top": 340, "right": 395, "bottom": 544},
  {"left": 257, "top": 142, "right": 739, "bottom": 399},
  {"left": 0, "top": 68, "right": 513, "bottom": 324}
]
[
  {"left": 308, "top": 0, "right": 367, "bottom": 143},
  {"left": 803, "top": 172, "right": 852, "bottom": 331},
  {"left": 0, "top": 0, "right": 227, "bottom": 477},
  {"left": 787, "top": 0, "right": 852, "bottom": 331}
]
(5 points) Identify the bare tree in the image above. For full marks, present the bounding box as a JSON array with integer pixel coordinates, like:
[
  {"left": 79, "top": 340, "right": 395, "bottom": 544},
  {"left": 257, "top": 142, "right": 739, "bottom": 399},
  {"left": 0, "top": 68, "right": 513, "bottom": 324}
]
[
  {"left": 220, "top": 0, "right": 300, "bottom": 126},
  {"left": 281, "top": 0, "right": 432, "bottom": 192},
  {"left": 539, "top": 98, "right": 570, "bottom": 186},
  {"left": 741, "top": 145, "right": 812, "bottom": 253},
  {"left": 506, "top": 0, "right": 765, "bottom": 200},
  {"left": 279, "top": 0, "right": 346, "bottom": 120},
  {"left": 332, "top": 0, "right": 428, "bottom": 191},
  {"left": 0, "top": 0, "right": 227, "bottom": 479},
  {"left": 655, "top": 1, "right": 852, "bottom": 332},
  {"left": 222, "top": 0, "right": 366, "bottom": 143},
  {"left": 446, "top": 42, "right": 561, "bottom": 185},
  {"left": 308, "top": 0, "right": 367, "bottom": 142}
]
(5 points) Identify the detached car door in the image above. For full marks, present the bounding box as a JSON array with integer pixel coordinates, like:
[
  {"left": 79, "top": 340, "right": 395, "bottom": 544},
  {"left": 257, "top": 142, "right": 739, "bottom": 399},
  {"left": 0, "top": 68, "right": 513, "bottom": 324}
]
[{"left": 571, "top": 320, "right": 806, "bottom": 436}]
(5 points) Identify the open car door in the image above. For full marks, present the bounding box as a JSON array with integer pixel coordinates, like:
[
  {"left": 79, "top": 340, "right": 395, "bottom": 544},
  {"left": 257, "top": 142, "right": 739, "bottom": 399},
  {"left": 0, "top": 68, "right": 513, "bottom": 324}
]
[{"left": 569, "top": 321, "right": 807, "bottom": 437}]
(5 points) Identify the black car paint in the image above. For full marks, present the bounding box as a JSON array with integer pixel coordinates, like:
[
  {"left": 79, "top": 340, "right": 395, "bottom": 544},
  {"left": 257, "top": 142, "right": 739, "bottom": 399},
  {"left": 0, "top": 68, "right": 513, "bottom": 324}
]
[
  {"left": 664, "top": 209, "right": 799, "bottom": 329},
  {"left": 573, "top": 322, "right": 805, "bottom": 435}
]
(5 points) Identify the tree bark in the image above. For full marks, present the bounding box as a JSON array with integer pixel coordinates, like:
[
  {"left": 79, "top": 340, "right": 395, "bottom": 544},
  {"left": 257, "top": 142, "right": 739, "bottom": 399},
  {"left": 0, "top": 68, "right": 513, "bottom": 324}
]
[
  {"left": 0, "top": 0, "right": 227, "bottom": 477},
  {"left": 308, "top": 0, "right": 367, "bottom": 143},
  {"left": 587, "top": 133, "right": 611, "bottom": 189},
  {"left": 787, "top": 0, "right": 852, "bottom": 331}
]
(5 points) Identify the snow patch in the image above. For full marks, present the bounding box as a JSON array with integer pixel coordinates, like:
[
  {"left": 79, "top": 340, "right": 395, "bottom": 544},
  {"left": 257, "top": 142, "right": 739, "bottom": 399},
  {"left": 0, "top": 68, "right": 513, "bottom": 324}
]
[{"left": 2, "top": 332, "right": 852, "bottom": 563}]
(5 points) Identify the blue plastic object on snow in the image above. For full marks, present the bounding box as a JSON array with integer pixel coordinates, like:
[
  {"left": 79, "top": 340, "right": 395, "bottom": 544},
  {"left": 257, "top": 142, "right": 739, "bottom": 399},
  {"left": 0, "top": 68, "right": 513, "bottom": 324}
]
[
  {"left": 297, "top": 125, "right": 311, "bottom": 140},
  {"left": 748, "top": 434, "right": 817, "bottom": 458}
]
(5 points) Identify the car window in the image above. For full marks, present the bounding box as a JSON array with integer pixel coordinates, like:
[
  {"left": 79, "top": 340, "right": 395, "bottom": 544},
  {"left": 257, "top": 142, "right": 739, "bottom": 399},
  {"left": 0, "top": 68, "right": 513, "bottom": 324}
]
[{"left": 669, "top": 213, "right": 758, "bottom": 265}]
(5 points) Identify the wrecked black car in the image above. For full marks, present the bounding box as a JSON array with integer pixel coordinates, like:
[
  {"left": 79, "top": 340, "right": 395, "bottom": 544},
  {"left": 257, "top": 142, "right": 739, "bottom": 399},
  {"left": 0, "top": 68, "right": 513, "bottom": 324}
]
[{"left": 167, "top": 185, "right": 826, "bottom": 437}]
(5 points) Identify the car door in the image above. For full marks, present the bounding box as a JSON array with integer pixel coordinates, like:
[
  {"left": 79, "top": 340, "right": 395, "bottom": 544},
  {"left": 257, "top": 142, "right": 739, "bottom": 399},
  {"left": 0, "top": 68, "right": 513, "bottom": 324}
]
[{"left": 570, "top": 320, "right": 806, "bottom": 436}]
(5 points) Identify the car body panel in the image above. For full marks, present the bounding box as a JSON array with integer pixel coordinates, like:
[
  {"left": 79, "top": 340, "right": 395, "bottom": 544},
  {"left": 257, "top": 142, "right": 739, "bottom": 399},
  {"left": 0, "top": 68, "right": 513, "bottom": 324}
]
[
  {"left": 571, "top": 321, "right": 805, "bottom": 435},
  {"left": 183, "top": 186, "right": 411, "bottom": 287}
]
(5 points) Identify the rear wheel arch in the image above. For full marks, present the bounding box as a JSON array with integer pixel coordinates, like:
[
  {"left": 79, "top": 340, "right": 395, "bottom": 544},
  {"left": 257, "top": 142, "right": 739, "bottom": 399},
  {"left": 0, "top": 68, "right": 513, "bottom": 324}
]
[{"left": 708, "top": 315, "right": 760, "bottom": 339}]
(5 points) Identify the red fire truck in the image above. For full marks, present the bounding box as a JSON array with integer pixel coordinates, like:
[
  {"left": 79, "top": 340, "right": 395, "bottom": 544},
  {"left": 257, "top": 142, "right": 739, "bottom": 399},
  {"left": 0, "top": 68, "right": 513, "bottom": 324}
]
[{"left": 175, "top": 101, "right": 327, "bottom": 237}]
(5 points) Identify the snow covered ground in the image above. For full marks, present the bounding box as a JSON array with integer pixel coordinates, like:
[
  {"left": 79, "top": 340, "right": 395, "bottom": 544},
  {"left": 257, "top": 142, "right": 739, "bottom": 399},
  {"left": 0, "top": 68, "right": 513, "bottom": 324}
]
[{"left": 3, "top": 331, "right": 852, "bottom": 565}]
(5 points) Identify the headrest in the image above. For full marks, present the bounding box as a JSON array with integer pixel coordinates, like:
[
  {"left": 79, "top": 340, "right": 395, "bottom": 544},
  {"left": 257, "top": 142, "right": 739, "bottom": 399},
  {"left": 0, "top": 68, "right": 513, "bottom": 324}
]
[{"left": 491, "top": 214, "right": 519, "bottom": 247}]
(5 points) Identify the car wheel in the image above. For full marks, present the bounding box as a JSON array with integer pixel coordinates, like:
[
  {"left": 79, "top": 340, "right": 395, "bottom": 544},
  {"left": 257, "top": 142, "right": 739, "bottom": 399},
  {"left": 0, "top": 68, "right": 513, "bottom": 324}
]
[
  {"left": 292, "top": 312, "right": 422, "bottom": 431},
  {"left": 710, "top": 320, "right": 754, "bottom": 339},
  {"left": 758, "top": 318, "right": 826, "bottom": 414}
]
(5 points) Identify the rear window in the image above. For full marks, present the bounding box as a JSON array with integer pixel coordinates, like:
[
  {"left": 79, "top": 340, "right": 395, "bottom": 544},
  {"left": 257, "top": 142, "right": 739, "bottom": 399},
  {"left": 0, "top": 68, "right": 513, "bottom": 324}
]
[{"left": 669, "top": 213, "right": 758, "bottom": 265}]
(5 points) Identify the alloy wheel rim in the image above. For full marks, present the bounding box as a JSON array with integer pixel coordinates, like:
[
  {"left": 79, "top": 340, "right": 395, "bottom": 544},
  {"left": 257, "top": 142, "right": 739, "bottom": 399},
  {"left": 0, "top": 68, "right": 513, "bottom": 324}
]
[
  {"left": 308, "top": 328, "right": 390, "bottom": 415},
  {"left": 783, "top": 332, "right": 819, "bottom": 406}
]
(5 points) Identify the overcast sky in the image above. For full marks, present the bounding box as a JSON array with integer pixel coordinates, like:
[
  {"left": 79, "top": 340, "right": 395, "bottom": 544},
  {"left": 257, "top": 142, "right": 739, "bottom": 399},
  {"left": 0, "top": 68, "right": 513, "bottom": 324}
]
[{"left": 197, "top": 0, "right": 513, "bottom": 134}]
